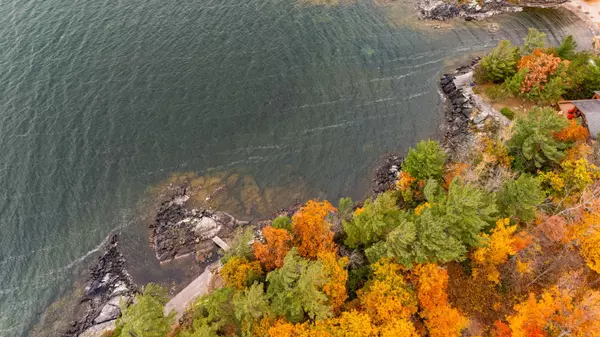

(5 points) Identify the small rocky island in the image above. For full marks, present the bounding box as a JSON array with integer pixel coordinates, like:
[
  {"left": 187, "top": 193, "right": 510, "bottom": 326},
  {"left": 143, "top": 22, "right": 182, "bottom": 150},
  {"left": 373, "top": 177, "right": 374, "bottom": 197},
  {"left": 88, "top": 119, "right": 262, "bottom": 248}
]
[{"left": 418, "top": 0, "right": 567, "bottom": 21}]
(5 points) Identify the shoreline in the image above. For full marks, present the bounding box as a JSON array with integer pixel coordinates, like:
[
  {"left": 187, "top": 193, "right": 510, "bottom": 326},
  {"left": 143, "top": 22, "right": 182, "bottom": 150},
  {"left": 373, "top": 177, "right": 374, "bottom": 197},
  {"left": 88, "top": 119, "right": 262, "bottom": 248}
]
[{"left": 562, "top": 0, "right": 600, "bottom": 42}]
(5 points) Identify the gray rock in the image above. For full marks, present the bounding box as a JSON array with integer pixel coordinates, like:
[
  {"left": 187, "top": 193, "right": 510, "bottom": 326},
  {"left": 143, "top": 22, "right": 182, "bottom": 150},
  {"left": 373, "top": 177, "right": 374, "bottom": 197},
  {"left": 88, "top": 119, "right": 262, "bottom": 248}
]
[
  {"left": 94, "top": 303, "right": 121, "bottom": 324},
  {"left": 195, "top": 217, "right": 221, "bottom": 239}
]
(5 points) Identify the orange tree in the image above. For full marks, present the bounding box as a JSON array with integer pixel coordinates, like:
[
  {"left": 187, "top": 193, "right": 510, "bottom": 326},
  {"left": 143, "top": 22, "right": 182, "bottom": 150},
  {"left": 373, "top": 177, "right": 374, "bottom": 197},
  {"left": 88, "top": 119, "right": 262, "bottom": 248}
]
[
  {"left": 292, "top": 200, "right": 337, "bottom": 259},
  {"left": 254, "top": 226, "right": 293, "bottom": 271}
]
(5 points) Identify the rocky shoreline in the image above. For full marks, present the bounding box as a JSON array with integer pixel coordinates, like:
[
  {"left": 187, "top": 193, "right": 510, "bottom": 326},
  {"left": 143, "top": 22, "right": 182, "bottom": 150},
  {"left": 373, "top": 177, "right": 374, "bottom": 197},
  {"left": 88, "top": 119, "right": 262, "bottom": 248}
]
[
  {"left": 63, "top": 236, "right": 137, "bottom": 337},
  {"left": 418, "top": 0, "right": 567, "bottom": 21},
  {"left": 439, "top": 58, "right": 510, "bottom": 160}
]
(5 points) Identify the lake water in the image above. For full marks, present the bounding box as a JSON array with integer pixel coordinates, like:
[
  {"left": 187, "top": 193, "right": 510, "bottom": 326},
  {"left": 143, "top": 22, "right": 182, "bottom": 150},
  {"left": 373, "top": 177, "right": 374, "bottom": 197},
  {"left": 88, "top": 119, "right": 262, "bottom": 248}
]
[{"left": 0, "top": 0, "right": 591, "bottom": 335}]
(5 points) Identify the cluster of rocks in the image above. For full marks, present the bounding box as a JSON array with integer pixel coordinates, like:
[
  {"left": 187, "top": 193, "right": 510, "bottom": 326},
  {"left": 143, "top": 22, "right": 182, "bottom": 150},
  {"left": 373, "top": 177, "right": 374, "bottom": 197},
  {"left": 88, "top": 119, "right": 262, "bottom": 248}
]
[
  {"left": 372, "top": 154, "right": 403, "bottom": 195},
  {"left": 64, "top": 235, "right": 137, "bottom": 337},
  {"left": 151, "top": 184, "right": 248, "bottom": 263},
  {"left": 418, "top": 0, "right": 522, "bottom": 21}
]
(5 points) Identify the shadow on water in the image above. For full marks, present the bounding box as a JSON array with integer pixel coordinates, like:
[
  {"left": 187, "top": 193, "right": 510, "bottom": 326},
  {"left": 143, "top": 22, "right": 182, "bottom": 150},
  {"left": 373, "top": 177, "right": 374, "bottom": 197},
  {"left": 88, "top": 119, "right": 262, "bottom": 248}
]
[{"left": 0, "top": 0, "right": 593, "bottom": 335}]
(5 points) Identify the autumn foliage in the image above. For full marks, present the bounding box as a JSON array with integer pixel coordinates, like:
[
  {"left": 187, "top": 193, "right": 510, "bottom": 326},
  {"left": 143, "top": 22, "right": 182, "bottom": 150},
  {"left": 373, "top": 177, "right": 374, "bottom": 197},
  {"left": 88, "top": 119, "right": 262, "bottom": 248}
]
[
  {"left": 292, "top": 200, "right": 337, "bottom": 259},
  {"left": 220, "top": 256, "right": 263, "bottom": 289},
  {"left": 414, "top": 264, "right": 469, "bottom": 337},
  {"left": 253, "top": 226, "right": 293, "bottom": 270},
  {"left": 472, "top": 218, "right": 532, "bottom": 284},
  {"left": 518, "top": 49, "right": 568, "bottom": 93}
]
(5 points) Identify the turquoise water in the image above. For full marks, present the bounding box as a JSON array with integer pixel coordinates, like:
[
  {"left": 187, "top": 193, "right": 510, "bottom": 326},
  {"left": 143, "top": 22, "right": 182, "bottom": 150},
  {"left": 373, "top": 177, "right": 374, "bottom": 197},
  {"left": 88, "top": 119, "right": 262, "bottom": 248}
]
[{"left": 0, "top": 0, "right": 591, "bottom": 335}]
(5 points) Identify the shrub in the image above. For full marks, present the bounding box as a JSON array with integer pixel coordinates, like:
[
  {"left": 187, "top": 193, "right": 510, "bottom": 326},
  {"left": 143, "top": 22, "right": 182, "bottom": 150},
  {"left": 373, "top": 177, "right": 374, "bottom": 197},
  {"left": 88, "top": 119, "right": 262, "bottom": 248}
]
[
  {"left": 485, "top": 85, "right": 509, "bottom": 102},
  {"left": 500, "top": 107, "right": 515, "bottom": 120},
  {"left": 478, "top": 40, "right": 520, "bottom": 83},
  {"left": 402, "top": 140, "right": 447, "bottom": 181},
  {"left": 115, "top": 284, "right": 175, "bottom": 337}
]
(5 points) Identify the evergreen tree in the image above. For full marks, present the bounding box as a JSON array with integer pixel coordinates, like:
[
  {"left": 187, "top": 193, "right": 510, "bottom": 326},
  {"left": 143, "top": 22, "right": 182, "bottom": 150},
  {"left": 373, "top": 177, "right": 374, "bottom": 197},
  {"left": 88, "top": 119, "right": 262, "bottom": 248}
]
[
  {"left": 222, "top": 227, "right": 255, "bottom": 263},
  {"left": 508, "top": 107, "right": 570, "bottom": 172},
  {"left": 115, "top": 283, "right": 175, "bottom": 337},
  {"left": 189, "top": 288, "right": 236, "bottom": 333},
  {"left": 496, "top": 174, "right": 546, "bottom": 222},
  {"left": 402, "top": 140, "right": 447, "bottom": 181},
  {"left": 522, "top": 28, "right": 547, "bottom": 55},
  {"left": 556, "top": 35, "right": 577, "bottom": 60},
  {"left": 266, "top": 248, "right": 331, "bottom": 322},
  {"left": 271, "top": 215, "right": 292, "bottom": 232},
  {"left": 337, "top": 197, "right": 354, "bottom": 222},
  {"left": 344, "top": 191, "right": 405, "bottom": 248},
  {"left": 479, "top": 40, "right": 520, "bottom": 83},
  {"left": 233, "top": 283, "right": 270, "bottom": 337},
  {"left": 366, "top": 180, "right": 496, "bottom": 267}
]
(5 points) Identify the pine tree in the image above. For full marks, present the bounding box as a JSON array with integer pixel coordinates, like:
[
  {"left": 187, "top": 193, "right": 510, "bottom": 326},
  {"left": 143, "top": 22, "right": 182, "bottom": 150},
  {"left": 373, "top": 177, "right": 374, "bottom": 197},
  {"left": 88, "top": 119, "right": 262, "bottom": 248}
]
[
  {"left": 508, "top": 107, "right": 570, "bottom": 172},
  {"left": 479, "top": 40, "right": 520, "bottom": 83},
  {"left": 233, "top": 283, "right": 270, "bottom": 337},
  {"left": 496, "top": 174, "right": 545, "bottom": 223},
  {"left": 344, "top": 191, "right": 405, "bottom": 248},
  {"left": 222, "top": 227, "right": 255, "bottom": 263},
  {"left": 522, "top": 28, "right": 547, "bottom": 55},
  {"left": 115, "top": 283, "right": 175, "bottom": 337},
  {"left": 402, "top": 140, "right": 446, "bottom": 181},
  {"left": 556, "top": 35, "right": 577, "bottom": 60},
  {"left": 271, "top": 215, "right": 292, "bottom": 232},
  {"left": 266, "top": 249, "right": 332, "bottom": 322},
  {"left": 337, "top": 197, "right": 354, "bottom": 222},
  {"left": 366, "top": 179, "right": 496, "bottom": 266}
]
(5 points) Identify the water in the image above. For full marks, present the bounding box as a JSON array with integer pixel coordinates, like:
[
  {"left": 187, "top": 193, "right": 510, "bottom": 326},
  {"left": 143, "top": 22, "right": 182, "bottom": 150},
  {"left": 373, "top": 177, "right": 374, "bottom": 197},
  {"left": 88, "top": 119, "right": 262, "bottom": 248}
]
[{"left": 0, "top": 0, "right": 592, "bottom": 334}]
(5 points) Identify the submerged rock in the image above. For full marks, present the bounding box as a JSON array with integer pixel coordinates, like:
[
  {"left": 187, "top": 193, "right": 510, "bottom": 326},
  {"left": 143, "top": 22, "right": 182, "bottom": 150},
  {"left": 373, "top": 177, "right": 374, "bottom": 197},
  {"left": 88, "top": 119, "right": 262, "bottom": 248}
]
[{"left": 151, "top": 184, "right": 248, "bottom": 263}]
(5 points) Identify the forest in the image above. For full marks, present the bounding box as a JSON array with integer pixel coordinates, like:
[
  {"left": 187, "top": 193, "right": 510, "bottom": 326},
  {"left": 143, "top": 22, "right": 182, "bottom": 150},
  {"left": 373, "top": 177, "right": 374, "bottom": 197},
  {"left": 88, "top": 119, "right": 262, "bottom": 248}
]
[{"left": 104, "top": 31, "right": 600, "bottom": 337}]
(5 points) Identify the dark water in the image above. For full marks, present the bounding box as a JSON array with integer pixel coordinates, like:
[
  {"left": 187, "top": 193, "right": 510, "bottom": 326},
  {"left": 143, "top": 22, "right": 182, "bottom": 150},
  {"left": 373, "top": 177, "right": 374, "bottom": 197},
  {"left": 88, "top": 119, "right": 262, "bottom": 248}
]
[{"left": 0, "top": 0, "right": 592, "bottom": 334}]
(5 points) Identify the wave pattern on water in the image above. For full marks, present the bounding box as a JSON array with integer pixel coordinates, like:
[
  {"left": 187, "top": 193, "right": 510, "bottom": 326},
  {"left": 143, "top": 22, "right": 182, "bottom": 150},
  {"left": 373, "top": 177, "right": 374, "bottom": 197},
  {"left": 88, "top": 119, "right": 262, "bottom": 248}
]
[{"left": 0, "top": 0, "right": 592, "bottom": 335}]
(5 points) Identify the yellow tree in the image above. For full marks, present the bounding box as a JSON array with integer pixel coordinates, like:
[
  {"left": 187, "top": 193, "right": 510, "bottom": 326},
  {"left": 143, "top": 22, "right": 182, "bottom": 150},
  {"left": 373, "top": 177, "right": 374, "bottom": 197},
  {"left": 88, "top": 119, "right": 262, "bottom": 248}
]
[
  {"left": 576, "top": 207, "right": 600, "bottom": 274},
  {"left": 292, "top": 200, "right": 337, "bottom": 259},
  {"left": 318, "top": 252, "right": 349, "bottom": 313},
  {"left": 219, "top": 256, "right": 262, "bottom": 290},
  {"left": 357, "top": 259, "right": 418, "bottom": 325},
  {"left": 472, "top": 218, "right": 531, "bottom": 284}
]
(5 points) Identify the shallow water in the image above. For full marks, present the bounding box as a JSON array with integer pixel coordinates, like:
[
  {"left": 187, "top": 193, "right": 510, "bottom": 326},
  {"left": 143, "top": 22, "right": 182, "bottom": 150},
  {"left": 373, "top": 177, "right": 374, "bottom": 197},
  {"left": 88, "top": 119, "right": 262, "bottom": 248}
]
[{"left": 0, "top": 0, "right": 592, "bottom": 335}]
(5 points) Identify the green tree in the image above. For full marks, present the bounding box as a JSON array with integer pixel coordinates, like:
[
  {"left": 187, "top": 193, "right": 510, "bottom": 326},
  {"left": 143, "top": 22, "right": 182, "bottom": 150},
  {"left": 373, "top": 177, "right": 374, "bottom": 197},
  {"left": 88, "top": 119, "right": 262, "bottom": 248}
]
[
  {"left": 366, "top": 179, "right": 496, "bottom": 267},
  {"left": 188, "top": 288, "right": 236, "bottom": 334},
  {"left": 522, "top": 28, "right": 547, "bottom": 55},
  {"left": 337, "top": 197, "right": 354, "bottom": 222},
  {"left": 115, "top": 283, "right": 175, "bottom": 337},
  {"left": 478, "top": 40, "right": 520, "bottom": 83},
  {"left": 555, "top": 35, "right": 577, "bottom": 60},
  {"left": 266, "top": 248, "right": 331, "bottom": 322},
  {"left": 233, "top": 283, "right": 270, "bottom": 337},
  {"left": 504, "top": 68, "right": 528, "bottom": 96},
  {"left": 507, "top": 107, "right": 570, "bottom": 172},
  {"left": 271, "top": 215, "right": 292, "bottom": 232},
  {"left": 222, "top": 227, "right": 255, "bottom": 263},
  {"left": 563, "top": 52, "right": 600, "bottom": 100},
  {"left": 343, "top": 191, "right": 405, "bottom": 248},
  {"left": 402, "top": 140, "right": 447, "bottom": 181},
  {"left": 496, "top": 174, "right": 546, "bottom": 223}
]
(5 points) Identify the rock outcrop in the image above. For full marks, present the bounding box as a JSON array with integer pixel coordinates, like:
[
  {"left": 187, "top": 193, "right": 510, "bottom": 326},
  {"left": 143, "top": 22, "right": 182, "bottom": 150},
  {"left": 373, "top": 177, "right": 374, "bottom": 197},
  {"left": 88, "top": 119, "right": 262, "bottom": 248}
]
[
  {"left": 372, "top": 154, "right": 403, "bottom": 195},
  {"left": 64, "top": 235, "right": 137, "bottom": 337},
  {"left": 151, "top": 184, "right": 248, "bottom": 263},
  {"left": 419, "top": 0, "right": 523, "bottom": 21}
]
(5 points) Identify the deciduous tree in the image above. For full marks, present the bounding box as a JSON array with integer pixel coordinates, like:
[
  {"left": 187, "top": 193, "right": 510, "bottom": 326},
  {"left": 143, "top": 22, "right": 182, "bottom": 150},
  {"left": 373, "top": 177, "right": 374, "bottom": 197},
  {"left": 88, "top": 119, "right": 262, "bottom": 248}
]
[
  {"left": 292, "top": 200, "right": 337, "bottom": 259},
  {"left": 220, "top": 256, "right": 263, "bottom": 290},
  {"left": 254, "top": 226, "right": 293, "bottom": 270}
]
